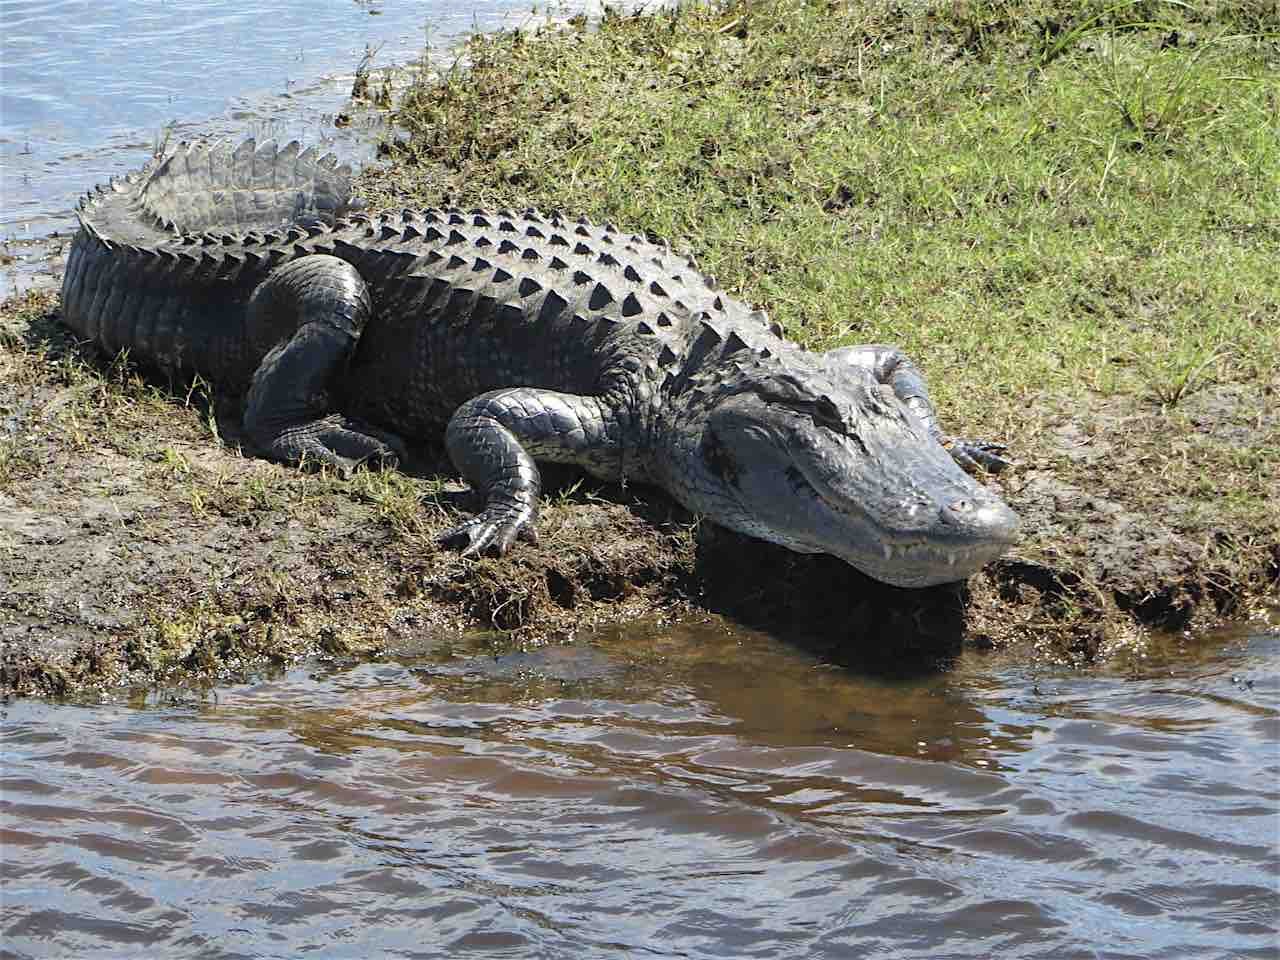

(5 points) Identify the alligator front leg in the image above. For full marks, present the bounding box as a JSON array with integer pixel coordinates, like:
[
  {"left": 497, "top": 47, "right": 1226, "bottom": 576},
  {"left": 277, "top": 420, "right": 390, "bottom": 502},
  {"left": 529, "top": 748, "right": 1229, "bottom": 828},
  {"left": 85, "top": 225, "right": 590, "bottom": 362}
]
[
  {"left": 243, "top": 255, "right": 406, "bottom": 474},
  {"left": 824, "top": 344, "right": 1012, "bottom": 474},
  {"left": 439, "top": 388, "right": 623, "bottom": 556}
]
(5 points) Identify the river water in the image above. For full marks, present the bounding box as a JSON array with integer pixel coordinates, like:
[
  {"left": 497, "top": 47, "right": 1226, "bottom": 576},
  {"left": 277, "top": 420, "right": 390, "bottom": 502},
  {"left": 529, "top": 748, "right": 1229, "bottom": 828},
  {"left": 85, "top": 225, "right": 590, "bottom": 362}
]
[
  {"left": 2, "top": 1, "right": 1278, "bottom": 955},
  {"left": 2, "top": 622, "right": 1277, "bottom": 958},
  {"left": 0, "top": 0, "right": 565, "bottom": 289}
]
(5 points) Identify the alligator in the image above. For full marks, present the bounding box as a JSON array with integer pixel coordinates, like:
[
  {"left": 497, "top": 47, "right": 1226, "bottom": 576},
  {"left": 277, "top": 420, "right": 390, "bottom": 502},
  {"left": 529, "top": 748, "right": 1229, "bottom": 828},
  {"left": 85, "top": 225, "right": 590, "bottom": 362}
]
[{"left": 60, "top": 138, "right": 1018, "bottom": 588}]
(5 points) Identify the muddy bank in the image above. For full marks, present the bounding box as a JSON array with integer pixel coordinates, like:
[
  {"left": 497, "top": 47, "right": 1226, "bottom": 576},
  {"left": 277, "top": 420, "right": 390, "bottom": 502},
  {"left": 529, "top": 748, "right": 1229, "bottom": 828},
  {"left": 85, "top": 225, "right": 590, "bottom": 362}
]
[{"left": 1, "top": 288, "right": 1274, "bottom": 698}]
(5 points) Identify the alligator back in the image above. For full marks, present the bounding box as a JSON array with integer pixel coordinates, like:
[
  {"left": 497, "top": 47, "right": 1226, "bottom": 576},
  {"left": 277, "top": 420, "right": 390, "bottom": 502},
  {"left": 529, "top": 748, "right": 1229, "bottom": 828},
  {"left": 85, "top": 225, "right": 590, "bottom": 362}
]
[
  {"left": 60, "top": 138, "right": 774, "bottom": 421},
  {"left": 60, "top": 140, "right": 359, "bottom": 384}
]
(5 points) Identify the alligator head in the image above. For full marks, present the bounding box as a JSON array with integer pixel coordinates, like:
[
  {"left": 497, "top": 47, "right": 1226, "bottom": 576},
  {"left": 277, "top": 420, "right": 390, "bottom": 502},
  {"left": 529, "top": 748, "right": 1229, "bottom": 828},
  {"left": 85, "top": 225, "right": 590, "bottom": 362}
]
[{"left": 664, "top": 363, "right": 1019, "bottom": 587}]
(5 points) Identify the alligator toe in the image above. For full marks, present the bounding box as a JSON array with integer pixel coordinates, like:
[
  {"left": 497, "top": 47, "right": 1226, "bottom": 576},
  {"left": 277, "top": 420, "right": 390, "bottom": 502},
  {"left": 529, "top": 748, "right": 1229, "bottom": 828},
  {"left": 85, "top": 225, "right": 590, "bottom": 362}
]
[
  {"left": 944, "top": 437, "right": 1013, "bottom": 475},
  {"left": 437, "top": 507, "right": 536, "bottom": 558}
]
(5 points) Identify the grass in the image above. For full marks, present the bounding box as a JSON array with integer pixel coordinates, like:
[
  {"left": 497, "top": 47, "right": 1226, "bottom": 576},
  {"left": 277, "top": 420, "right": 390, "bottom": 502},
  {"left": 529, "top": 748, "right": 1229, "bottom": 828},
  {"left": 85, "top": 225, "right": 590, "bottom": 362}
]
[{"left": 371, "top": 0, "right": 1276, "bottom": 389}]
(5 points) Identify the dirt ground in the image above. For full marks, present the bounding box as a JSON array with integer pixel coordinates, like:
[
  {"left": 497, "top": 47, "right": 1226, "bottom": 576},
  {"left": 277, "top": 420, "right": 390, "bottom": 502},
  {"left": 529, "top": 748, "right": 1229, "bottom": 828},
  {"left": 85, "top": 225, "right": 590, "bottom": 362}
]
[{"left": 0, "top": 287, "right": 1276, "bottom": 698}]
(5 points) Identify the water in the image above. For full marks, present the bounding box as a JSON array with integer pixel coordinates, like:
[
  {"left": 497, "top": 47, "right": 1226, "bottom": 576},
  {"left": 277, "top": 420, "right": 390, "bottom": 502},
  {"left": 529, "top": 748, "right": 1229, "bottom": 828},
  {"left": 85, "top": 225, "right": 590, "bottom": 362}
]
[
  {"left": 3, "top": 622, "right": 1277, "bottom": 958},
  {"left": 0, "top": 0, "right": 570, "bottom": 288}
]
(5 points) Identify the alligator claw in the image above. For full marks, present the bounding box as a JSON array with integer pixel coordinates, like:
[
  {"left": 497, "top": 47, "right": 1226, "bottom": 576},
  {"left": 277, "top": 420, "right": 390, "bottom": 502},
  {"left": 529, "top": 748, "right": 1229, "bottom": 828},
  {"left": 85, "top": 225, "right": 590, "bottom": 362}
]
[
  {"left": 943, "top": 437, "right": 1013, "bottom": 475},
  {"left": 437, "top": 507, "right": 536, "bottom": 557},
  {"left": 267, "top": 415, "right": 407, "bottom": 477}
]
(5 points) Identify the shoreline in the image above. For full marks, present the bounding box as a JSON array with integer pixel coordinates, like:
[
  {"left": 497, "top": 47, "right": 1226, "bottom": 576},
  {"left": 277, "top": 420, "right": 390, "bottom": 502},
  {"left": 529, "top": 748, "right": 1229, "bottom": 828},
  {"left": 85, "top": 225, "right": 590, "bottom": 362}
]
[
  {"left": 0, "top": 0, "right": 597, "bottom": 294},
  {"left": 2, "top": 0, "right": 1277, "bottom": 698}
]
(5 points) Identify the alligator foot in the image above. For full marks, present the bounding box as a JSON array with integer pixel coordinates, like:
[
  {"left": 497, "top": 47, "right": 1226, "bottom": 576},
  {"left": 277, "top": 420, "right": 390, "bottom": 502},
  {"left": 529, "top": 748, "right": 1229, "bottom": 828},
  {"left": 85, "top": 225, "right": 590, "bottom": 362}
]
[
  {"left": 440, "top": 387, "right": 620, "bottom": 558},
  {"left": 943, "top": 437, "right": 1013, "bottom": 475},
  {"left": 267, "top": 414, "right": 406, "bottom": 477},
  {"left": 242, "top": 254, "right": 411, "bottom": 478},
  {"left": 436, "top": 504, "right": 539, "bottom": 557}
]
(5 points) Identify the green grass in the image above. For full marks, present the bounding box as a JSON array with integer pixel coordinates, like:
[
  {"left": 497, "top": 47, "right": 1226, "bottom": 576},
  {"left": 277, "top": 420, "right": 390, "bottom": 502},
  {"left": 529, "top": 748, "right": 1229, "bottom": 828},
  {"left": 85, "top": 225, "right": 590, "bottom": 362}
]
[{"left": 365, "top": 0, "right": 1277, "bottom": 426}]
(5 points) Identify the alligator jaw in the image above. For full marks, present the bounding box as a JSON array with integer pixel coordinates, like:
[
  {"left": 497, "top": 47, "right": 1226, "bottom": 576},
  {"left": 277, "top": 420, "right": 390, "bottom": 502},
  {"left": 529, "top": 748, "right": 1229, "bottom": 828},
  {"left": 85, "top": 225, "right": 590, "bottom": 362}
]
[
  {"left": 865, "top": 533, "right": 1018, "bottom": 588},
  {"left": 802, "top": 468, "right": 1019, "bottom": 587}
]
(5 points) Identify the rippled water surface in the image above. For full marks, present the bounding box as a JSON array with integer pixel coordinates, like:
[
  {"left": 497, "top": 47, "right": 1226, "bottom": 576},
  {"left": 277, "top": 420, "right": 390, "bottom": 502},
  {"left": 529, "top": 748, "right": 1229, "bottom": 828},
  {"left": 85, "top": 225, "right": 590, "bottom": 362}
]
[
  {"left": 0, "top": 0, "right": 554, "bottom": 243},
  {"left": 3, "top": 623, "right": 1277, "bottom": 958}
]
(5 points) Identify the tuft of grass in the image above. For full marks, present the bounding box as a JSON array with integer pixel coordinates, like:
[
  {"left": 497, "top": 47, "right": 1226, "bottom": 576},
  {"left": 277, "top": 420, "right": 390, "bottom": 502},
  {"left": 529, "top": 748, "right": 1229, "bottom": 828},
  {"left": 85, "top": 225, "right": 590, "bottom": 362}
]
[
  {"left": 345, "top": 467, "right": 437, "bottom": 535},
  {"left": 1128, "top": 338, "right": 1231, "bottom": 406}
]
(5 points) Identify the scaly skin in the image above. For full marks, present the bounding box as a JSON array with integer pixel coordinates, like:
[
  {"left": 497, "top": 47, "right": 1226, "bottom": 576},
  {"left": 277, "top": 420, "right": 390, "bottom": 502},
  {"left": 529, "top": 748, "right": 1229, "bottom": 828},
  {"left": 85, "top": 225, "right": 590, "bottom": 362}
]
[{"left": 60, "top": 138, "right": 1018, "bottom": 587}]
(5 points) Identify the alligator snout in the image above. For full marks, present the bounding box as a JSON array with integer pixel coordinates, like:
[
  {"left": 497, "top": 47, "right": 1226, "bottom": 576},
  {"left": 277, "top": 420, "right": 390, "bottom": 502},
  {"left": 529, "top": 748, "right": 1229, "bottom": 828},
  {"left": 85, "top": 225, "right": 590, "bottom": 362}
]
[{"left": 938, "top": 495, "right": 1019, "bottom": 544}]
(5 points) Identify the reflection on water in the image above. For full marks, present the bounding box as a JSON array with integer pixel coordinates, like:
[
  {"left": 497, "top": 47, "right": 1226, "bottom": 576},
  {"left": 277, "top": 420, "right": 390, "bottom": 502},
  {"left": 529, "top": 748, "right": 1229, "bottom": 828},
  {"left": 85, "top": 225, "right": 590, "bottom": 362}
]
[
  {"left": 3, "top": 622, "right": 1277, "bottom": 958},
  {"left": 0, "top": 0, "right": 553, "bottom": 243}
]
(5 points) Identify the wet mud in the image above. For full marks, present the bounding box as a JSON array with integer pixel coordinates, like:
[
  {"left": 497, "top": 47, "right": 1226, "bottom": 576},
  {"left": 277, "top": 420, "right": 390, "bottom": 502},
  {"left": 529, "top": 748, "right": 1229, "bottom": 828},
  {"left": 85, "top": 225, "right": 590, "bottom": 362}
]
[{"left": 1, "top": 290, "right": 1276, "bottom": 697}]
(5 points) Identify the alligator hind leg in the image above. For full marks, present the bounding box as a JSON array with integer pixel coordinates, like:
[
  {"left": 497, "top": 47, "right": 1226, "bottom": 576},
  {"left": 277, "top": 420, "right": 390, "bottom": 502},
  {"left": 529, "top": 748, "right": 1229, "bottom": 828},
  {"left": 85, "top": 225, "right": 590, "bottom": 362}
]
[
  {"left": 438, "top": 387, "right": 622, "bottom": 556},
  {"left": 243, "top": 255, "right": 407, "bottom": 474},
  {"left": 823, "top": 344, "right": 1012, "bottom": 474}
]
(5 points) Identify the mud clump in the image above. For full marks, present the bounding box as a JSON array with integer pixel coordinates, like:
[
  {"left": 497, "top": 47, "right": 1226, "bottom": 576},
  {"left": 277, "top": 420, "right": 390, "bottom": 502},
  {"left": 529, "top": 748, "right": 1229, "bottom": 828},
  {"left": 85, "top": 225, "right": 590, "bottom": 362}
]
[{"left": 1, "top": 290, "right": 1276, "bottom": 697}]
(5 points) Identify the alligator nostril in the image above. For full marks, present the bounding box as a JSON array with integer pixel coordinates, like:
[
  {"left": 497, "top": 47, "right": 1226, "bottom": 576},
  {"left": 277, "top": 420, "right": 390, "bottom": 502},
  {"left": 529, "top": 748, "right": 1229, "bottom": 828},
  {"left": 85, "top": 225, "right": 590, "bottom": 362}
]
[
  {"left": 939, "top": 497, "right": 1020, "bottom": 539},
  {"left": 942, "top": 499, "right": 974, "bottom": 521}
]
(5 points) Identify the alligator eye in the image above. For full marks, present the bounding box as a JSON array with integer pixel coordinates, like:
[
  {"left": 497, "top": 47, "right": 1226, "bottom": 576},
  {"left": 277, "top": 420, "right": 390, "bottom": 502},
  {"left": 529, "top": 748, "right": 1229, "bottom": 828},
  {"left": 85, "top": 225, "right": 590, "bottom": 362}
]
[
  {"left": 813, "top": 396, "right": 845, "bottom": 433},
  {"left": 700, "top": 429, "right": 740, "bottom": 485}
]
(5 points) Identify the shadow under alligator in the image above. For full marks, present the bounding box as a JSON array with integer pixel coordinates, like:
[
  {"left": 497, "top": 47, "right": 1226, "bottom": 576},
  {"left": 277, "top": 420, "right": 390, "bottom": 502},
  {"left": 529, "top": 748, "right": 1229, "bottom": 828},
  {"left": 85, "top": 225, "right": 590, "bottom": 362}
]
[{"left": 690, "top": 523, "right": 969, "bottom": 677}]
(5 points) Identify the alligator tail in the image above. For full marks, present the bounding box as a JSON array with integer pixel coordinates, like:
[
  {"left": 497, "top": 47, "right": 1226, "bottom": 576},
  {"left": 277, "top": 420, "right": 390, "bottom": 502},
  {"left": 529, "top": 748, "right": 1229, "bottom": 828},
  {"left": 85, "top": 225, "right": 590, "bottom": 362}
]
[
  {"left": 138, "top": 138, "right": 357, "bottom": 235},
  {"left": 62, "top": 139, "right": 357, "bottom": 380},
  {"left": 70, "top": 138, "right": 357, "bottom": 245}
]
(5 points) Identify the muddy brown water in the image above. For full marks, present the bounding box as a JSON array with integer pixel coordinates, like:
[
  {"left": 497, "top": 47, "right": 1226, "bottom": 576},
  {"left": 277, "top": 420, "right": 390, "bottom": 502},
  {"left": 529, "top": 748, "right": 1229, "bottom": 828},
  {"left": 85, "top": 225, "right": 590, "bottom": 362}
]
[{"left": 2, "top": 621, "right": 1276, "bottom": 958}]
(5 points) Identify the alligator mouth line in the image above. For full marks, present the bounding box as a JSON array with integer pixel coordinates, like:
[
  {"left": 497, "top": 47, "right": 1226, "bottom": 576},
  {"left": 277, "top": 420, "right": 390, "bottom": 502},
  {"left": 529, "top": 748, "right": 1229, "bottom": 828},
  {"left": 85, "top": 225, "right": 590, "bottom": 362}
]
[
  {"left": 800, "top": 468, "right": 1012, "bottom": 574},
  {"left": 877, "top": 539, "right": 1004, "bottom": 568}
]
